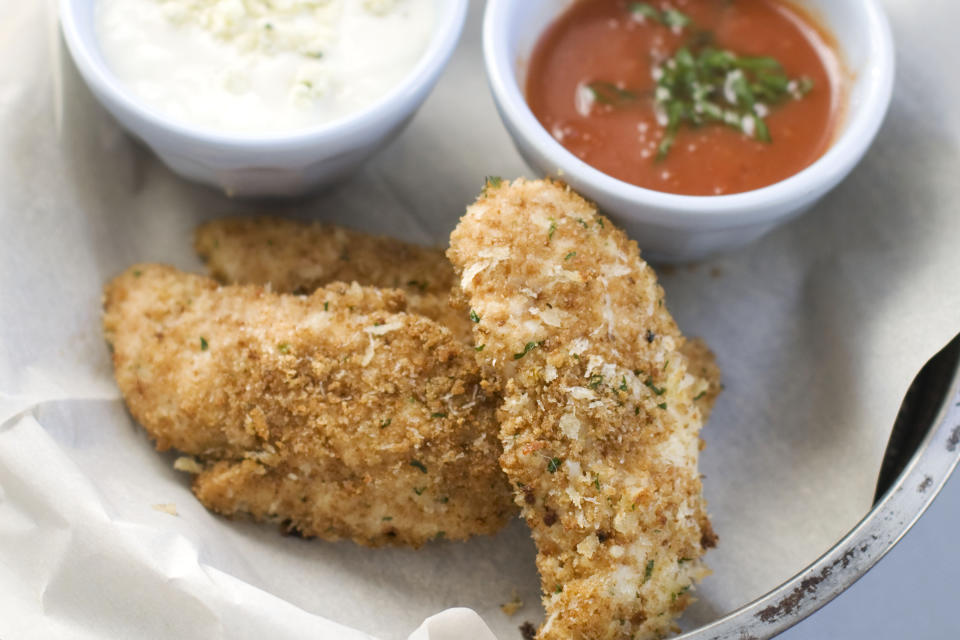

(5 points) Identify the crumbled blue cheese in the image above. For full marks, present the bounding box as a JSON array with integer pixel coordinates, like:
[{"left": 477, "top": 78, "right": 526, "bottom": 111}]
[{"left": 96, "top": 0, "right": 436, "bottom": 132}]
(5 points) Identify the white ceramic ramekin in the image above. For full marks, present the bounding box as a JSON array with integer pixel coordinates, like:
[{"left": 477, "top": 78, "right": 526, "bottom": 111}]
[
  {"left": 59, "top": 0, "right": 468, "bottom": 197},
  {"left": 484, "top": 0, "right": 895, "bottom": 262}
]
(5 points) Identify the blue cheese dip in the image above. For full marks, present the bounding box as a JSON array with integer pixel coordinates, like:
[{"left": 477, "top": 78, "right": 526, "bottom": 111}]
[{"left": 95, "top": 0, "right": 437, "bottom": 133}]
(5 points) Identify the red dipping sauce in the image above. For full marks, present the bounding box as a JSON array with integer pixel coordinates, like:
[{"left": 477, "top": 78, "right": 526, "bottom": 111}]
[{"left": 526, "top": 0, "right": 843, "bottom": 196}]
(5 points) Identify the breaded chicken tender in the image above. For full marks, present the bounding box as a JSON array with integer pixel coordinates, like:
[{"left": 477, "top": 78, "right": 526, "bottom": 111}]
[
  {"left": 103, "top": 264, "right": 513, "bottom": 547},
  {"left": 448, "top": 179, "right": 717, "bottom": 640},
  {"left": 195, "top": 217, "right": 472, "bottom": 343},
  {"left": 193, "top": 218, "right": 722, "bottom": 405}
]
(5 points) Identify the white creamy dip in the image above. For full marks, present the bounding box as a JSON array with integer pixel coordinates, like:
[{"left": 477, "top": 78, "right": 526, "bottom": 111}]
[{"left": 95, "top": 0, "right": 436, "bottom": 133}]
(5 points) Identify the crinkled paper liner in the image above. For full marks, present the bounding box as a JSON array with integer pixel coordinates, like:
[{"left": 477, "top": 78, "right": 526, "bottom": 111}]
[{"left": 1, "top": 1, "right": 958, "bottom": 638}]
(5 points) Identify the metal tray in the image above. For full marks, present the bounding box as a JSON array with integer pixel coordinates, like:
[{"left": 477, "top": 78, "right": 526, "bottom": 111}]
[{"left": 683, "top": 335, "right": 960, "bottom": 638}]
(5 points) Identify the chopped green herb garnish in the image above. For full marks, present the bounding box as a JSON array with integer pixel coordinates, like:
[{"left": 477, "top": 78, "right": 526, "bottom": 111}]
[
  {"left": 380, "top": 418, "right": 392, "bottom": 429},
  {"left": 662, "top": 8, "right": 692, "bottom": 29},
  {"left": 629, "top": 2, "right": 661, "bottom": 22},
  {"left": 644, "top": 559, "right": 655, "bottom": 583},
  {"left": 645, "top": 379, "right": 666, "bottom": 395},
  {"left": 577, "top": 218, "right": 589, "bottom": 228},
  {"left": 277, "top": 343, "right": 290, "bottom": 354},
  {"left": 200, "top": 337, "right": 209, "bottom": 351},
  {"left": 652, "top": 44, "right": 813, "bottom": 159},
  {"left": 586, "top": 81, "right": 637, "bottom": 107},
  {"left": 133, "top": 269, "right": 142, "bottom": 277},
  {"left": 438, "top": 496, "right": 449, "bottom": 504},
  {"left": 678, "top": 557, "right": 691, "bottom": 564},
  {"left": 619, "top": 376, "right": 628, "bottom": 391},
  {"left": 469, "top": 309, "right": 481, "bottom": 323},
  {"left": 593, "top": 475, "right": 601, "bottom": 491},
  {"left": 671, "top": 585, "right": 692, "bottom": 601},
  {"left": 555, "top": 585, "right": 563, "bottom": 593},
  {"left": 324, "top": 301, "right": 329, "bottom": 311},
  {"left": 435, "top": 531, "right": 446, "bottom": 540},
  {"left": 430, "top": 412, "right": 448, "bottom": 419},
  {"left": 658, "top": 402, "right": 668, "bottom": 410},
  {"left": 483, "top": 176, "right": 503, "bottom": 195},
  {"left": 635, "top": 406, "right": 641, "bottom": 415},
  {"left": 382, "top": 516, "right": 393, "bottom": 521},
  {"left": 475, "top": 344, "right": 486, "bottom": 352},
  {"left": 588, "top": 374, "right": 604, "bottom": 389},
  {"left": 629, "top": 3, "right": 692, "bottom": 30},
  {"left": 513, "top": 341, "right": 541, "bottom": 360},
  {"left": 413, "top": 487, "right": 426, "bottom": 495},
  {"left": 693, "top": 390, "right": 707, "bottom": 401},
  {"left": 564, "top": 251, "right": 577, "bottom": 260},
  {"left": 548, "top": 219, "right": 558, "bottom": 240},
  {"left": 594, "top": 8, "right": 815, "bottom": 160},
  {"left": 547, "top": 457, "right": 562, "bottom": 473},
  {"left": 410, "top": 460, "right": 428, "bottom": 473}
]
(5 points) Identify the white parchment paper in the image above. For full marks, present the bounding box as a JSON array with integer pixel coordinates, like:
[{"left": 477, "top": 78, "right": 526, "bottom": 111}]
[{"left": 1, "top": 1, "right": 959, "bottom": 638}]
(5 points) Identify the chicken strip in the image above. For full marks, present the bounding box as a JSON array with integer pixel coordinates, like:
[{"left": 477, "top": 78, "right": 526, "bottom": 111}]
[
  {"left": 448, "top": 179, "right": 716, "bottom": 640},
  {"left": 194, "top": 217, "right": 723, "bottom": 409},
  {"left": 195, "top": 217, "right": 472, "bottom": 343},
  {"left": 103, "top": 264, "right": 513, "bottom": 547}
]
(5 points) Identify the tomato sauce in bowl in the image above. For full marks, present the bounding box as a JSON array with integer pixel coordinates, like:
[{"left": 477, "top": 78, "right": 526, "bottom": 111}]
[{"left": 526, "top": 0, "right": 843, "bottom": 196}]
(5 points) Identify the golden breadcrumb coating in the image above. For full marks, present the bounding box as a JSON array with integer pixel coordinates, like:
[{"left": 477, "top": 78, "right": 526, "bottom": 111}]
[
  {"left": 103, "top": 264, "right": 513, "bottom": 547},
  {"left": 448, "top": 179, "right": 716, "bottom": 640},
  {"left": 195, "top": 217, "right": 472, "bottom": 343},
  {"left": 193, "top": 216, "right": 721, "bottom": 408}
]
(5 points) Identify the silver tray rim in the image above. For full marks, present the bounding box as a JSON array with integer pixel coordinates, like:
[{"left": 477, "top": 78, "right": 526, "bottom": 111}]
[{"left": 679, "top": 347, "right": 960, "bottom": 639}]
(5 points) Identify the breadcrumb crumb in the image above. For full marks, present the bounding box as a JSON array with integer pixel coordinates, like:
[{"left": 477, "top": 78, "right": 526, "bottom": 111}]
[
  {"left": 152, "top": 503, "right": 178, "bottom": 516},
  {"left": 500, "top": 589, "right": 524, "bottom": 617}
]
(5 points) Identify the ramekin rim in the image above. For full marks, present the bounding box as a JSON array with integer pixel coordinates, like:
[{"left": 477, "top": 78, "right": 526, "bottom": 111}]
[{"left": 482, "top": 0, "right": 895, "bottom": 227}]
